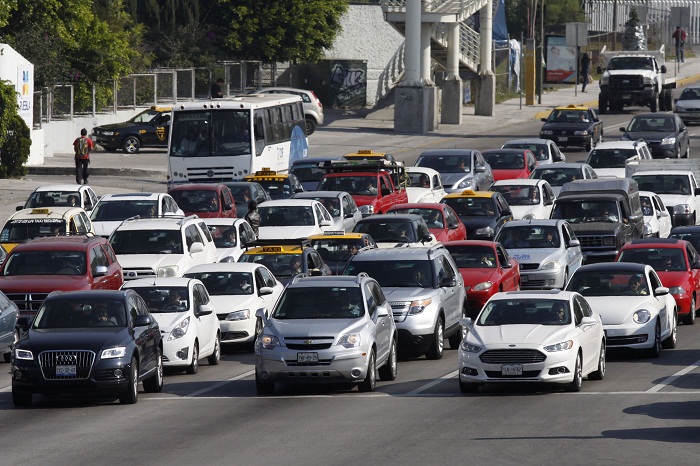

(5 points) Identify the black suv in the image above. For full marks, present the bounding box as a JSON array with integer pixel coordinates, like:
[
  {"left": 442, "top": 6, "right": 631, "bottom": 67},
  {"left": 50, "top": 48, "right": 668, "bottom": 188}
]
[
  {"left": 11, "top": 290, "right": 163, "bottom": 407},
  {"left": 92, "top": 106, "right": 171, "bottom": 154}
]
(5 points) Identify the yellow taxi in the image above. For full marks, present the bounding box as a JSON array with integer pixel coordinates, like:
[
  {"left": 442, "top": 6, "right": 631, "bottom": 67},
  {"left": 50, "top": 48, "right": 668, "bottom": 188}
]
[
  {"left": 0, "top": 207, "right": 95, "bottom": 252},
  {"left": 242, "top": 168, "right": 304, "bottom": 200},
  {"left": 440, "top": 190, "right": 513, "bottom": 240},
  {"left": 308, "top": 231, "right": 377, "bottom": 274},
  {"left": 539, "top": 104, "right": 603, "bottom": 151},
  {"left": 237, "top": 241, "right": 331, "bottom": 284}
]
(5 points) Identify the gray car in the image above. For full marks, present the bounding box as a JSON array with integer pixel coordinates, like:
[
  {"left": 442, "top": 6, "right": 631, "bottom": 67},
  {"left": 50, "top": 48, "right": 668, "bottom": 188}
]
[
  {"left": 255, "top": 274, "right": 397, "bottom": 394},
  {"left": 673, "top": 85, "right": 700, "bottom": 125},
  {"left": 251, "top": 87, "right": 324, "bottom": 135},
  {"left": 292, "top": 190, "right": 363, "bottom": 232},
  {"left": 415, "top": 149, "right": 494, "bottom": 193},
  {"left": 502, "top": 138, "right": 567, "bottom": 165},
  {"left": 530, "top": 162, "right": 598, "bottom": 196}
]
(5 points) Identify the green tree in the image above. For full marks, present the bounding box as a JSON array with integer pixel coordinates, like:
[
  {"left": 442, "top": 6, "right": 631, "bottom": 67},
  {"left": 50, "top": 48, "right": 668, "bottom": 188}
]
[
  {"left": 0, "top": 81, "right": 29, "bottom": 178},
  {"left": 506, "top": 0, "right": 586, "bottom": 40}
]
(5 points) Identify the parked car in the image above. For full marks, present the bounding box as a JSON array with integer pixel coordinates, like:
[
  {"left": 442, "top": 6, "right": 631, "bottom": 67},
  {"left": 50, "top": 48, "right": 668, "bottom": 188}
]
[
  {"left": 481, "top": 148, "right": 538, "bottom": 181},
  {"left": 0, "top": 207, "right": 94, "bottom": 253},
  {"left": 20, "top": 184, "right": 99, "bottom": 212},
  {"left": 89, "top": 192, "right": 183, "bottom": 237},
  {"left": 457, "top": 291, "right": 605, "bottom": 393},
  {"left": 640, "top": 191, "right": 672, "bottom": 238},
  {"left": 414, "top": 149, "right": 494, "bottom": 192},
  {"left": 222, "top": 181, "right": 272, "bottom": 218},
  {"left": 565, "top": 262, "right": 677, "bottom": 357},
  {"left": 308, "top": 232, "right": 377, "bottom": 275},
  {"left": 250, "top": 87, "right": 324, "bottom": 135},
  {"left": 10, "top": 289, "right": 163, "bottom": 406},
  {"left": 585, "top": 140, "right": 652, "bottom": 178},
  {"left": 529, "top": 162, "right": 598, "bottom": 196},
  {"left": 619, "top": 113, "right": 689, "bottom": 159},
  {"left": 386, "top": 203, "right": 466, "bottom": 243},
  {"left": 405, "top": 167, "right": 448, "bottom": 202},
  {"left": 203, "top": 218, "right": 256, "bottom": 262},
  {"left": 502, "top": 138, "right": 566, "bottom": 165},
  {"left": 353, "top": 213, "right": 438, "bottom": 248},
  {"left": 292, "top": 191, "right": 363, "bottom": 232},
  {"left": 441, "top": 190, "right": 513, "bottom": 240},
  {"left": 539, "top": 104, "right": 603, "bottom": 151},
  {"left": 490, "top": 179, "right": 556, "bottom": 220},
  {"left": 91, "top": 106, "right": 171, "bottom": 154},
  {"left": 122, "top": 277, "right": 221, "bottom": 373},
  {"left": 0, "top": 290, "right": 19, "bottom": 363},
  {"left": 168, "top": 183, "right": 237, "bottom": 219},
  {"left": 673, "top": 84, "right": 700, "bottom": 125}
]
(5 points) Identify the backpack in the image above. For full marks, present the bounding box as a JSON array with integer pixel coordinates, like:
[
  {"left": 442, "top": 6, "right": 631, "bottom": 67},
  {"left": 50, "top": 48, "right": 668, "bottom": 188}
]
[{"left": 76, "top": 137, "right": 89, "bottom": 159}]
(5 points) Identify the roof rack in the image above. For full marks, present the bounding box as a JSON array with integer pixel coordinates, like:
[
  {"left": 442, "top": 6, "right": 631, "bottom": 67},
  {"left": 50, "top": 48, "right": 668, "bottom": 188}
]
[{"left": 354, "top": 272, "right": 369, "bottom": 284}]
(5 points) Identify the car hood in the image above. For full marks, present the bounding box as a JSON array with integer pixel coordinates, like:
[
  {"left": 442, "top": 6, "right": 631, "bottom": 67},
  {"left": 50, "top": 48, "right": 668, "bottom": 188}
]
[
  {"left": 509, "top": 205, "right": 538, "bottom": 220},
  {"left": 469, "top": 324, "right": 571, "bottom": 347},
  {"left": 150, "top": 311, "right": 191, "bottom": 332},
  {"left": 492, "top": 169, "right": 528, "bottom": 181},
  {"left": 459, "top": 268, "right": 501, "bottom": 288},
  {"left": 117, "top": 254, "right": 183, "bottom": 269},
  {"left": 608, "top": 69, "right": 655, "bottom": 79},
  {"left": 429, "top": 227, "right": 450, "bottom": 242},
  {"left": 580, "top": 296, "right": 652, "bottom": 325},
  {"left": 258, "top": 225, "right": 323, "bottom": 240},
  {"left": 300, "top": 181, "right": 320, "bottom": 191},
  {"left": 216, "top": 247, "right": 243, "bottom": 262},
  {"left": 208, "top": 294, "right": 258, "bottom": 314},
  {"left": 505, "top": 249, "right": 561, "bottom": 267},
  {"left": 23, "top": 327, "right": 130, "bottom": 351},
  {"left": 541, "top": 122, "right": 590, "bottom": 132},
  {"left": 92, "top": 221, "right": 122, "bottom": 237},
  {"left": 443, "top": 173, "right": 472, "bottom": 188},
  {"left": 568, "top": 222, "right": 623, "bottom": 235},
  {"left": 0, "top": 275, "right": 92, "bottom": 293},
  {"left": 593, "top": 168, "right": 624, "bottom": 178},
  {"left": 381, "top": 286, "right": 436, "bottom": 300},
  {"left": 624, "top": 131, "right": 677, "bottom": 142},
  {"left": 459, "top": 216, "right": 497, "bottom": 229},
  {"left": 267, "top": 318, "right": 363, "bottom": 339},
  {"left": 406, "top": 187, "right": 440, "bottom": 203},
  {"left": 654, "top": 270, "right": 687, "bottom": 287},
  {"left": 95, "top": 121, "right": 139, "bottom": 131},
  {"left": 182, "top": 210, "right": 218, "bottom": 219},
  {"left": 656, "top": 193, "right": 691, "bottom": 207},
  {"left": 350, "top": 194, "right": 378, "bottom": 207}
]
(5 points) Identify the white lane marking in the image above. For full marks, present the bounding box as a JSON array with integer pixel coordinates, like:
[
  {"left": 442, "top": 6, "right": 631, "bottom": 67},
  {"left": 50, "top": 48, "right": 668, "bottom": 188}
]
[
  {"left": 646, "top": 358, "right": 700, "bottom": 393},
  {"left": 0, "top": 385, "right": 10, "bottom": 393},
  {"left": 404, "top": 370, "right": 458, "bottom": 396},
  {"left": 147, "top": 393, "right": 391, "bottom": 400},
  {"left": 183, "top": 369, "right": 255, "bottom": 398}
]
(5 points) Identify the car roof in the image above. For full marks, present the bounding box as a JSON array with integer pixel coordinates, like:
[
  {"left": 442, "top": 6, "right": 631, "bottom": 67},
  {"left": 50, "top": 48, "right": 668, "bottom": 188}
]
[
  {"left": 288, "top": 275, "right": 368, "bottom": 288},
  {"left": 592, "top": 140, "right": 646, "bottom": 150},
  {"left": 443, "top": 240, "right": 498, "bottom": 249},
  {"left": 122, "top": 277, "right": 196, "bottom": 287},
  {"left": 503, "top": 138, "right": 551, "bottom": 144},
  {"left": 244, "top": 245, "right": 305, "bottom": 255},
  {"left": 419, "top": 149, "right": 476, "bottom": 156},
  {"left": 309, "top": 232, "right": 368, "bottom": 240},
  {"left": 46, "top": 290, "right": 130, "bottom": 301},
  {"left": 357, "top": 213, "right": 423, "bottom": 223},
  {"left": 553, "top": 104, "right": 590, "bottom": 111},
  {"left": 98, "top": 193, "right": 166, "bottom": 201},
  {"left": 532, "top": 163, "right": 588, "bottom": 170},
  {"left": 501, "top": 219, "right": 563, "bottom": 228},
  {"left": 492, "top": 179, "right": 542, "bottom": 187},
  {"left": 256, "top": 199, "right": 319, "bottom": 207},
  {"left": 623, "top": 238, "right": 686, "bottom": 249},
  {"left": 9, "top": 206, "right": 87, "bottom": 221},
  {"left": 114, "top": 216, "right": 195, "bottom": 231},
  {"left": 32, "top": 184, "right": 85, "bottom": 192},
  {"left": 671, "top": 225, "right": 700, "bottom": 233},
  {"left": 184, "top": 262, "right": 262, "bottom": 274},
  {"left": 292, "top": 191, "right": 345, "bottom": 199},
  {"left": 351, "top": 246, "right": 439, "bottom": 260},
  {"left": 490, "top": 290, "right": 579, "bottom": 300},
  {"left": 633, "top": 170, "right": 692, "bottom": 176},
  {"left": 388, "top": 203, "right": 444, "bottom": 211},
  {"left": 10, "top": 235, "right": 102, "bottom": 252},
  {"left": 168, "top": 183, "right": 227, "bottom": 191},
  {"left": 576, "top": 262, "right": 648, "bottom": 273},
  {"left": 481, "top": 148, "right": 531, "bottom": 155},
  {"left": 201, "top": 218, "right": 247, "bottom": 227}
]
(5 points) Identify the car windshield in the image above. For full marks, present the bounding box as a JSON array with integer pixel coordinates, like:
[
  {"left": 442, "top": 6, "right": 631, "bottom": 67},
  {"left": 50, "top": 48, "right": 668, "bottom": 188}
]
[
  {"left": 169, "top": 190, "right": 219, "bottom": 213},
  {"left": 272, "top": 286, "right": 364, "bottom": 319},
  {"left": 442, "top": 197, "right": 496, "bottom": 217},
  {"left": 258, "top": 206, "right": 316, "bottom": 226},
  {"left": 607, "top": 57, "right": 654, "bottom": 70},
  {"left": 444, "top": 245, "right": 497, "bottom": 269},
  {"left": 503, "top": 143, "right": 548, "bottom": 161},
  {"left": 477, "top": 299, "right": 571, "bottom": 326},
  {"left": 390, "top": 208, "right": 444, "bottom": 229},
  {"left": 0, "top": 220, "right": 66, "bottom": 242},
  {"left": 90, "top": 200, "right": 158, "bottom": 221},
  {"left": 226, "top": 185, "right": 254, "bottom": 205},
  {"left": 110, "top": 230, "right": 183, "bottom": 254},
  {"left": 130, "top": 286, "right": 190, "bottom": 312},
  {"left": 497, "top": 225, "right": 561, "bottom": 249},
  {"left": 344, "top": 260, "right": 434, "bottom": 288},
  {"left": 258, "top": 179, "right": 294, "bottom": 200},
  {"left": 551, "top": 200, "right": 621, "bottom": 223},
  {"left": 291, "top": 163, "right": 331, "bottom": 183},
  {"left": 208, "top": 225, "right": 237, "bottom": 248},
  {"left": 3, "top": 251, "right": 86, "bottom": 276},
  {"left": 483, "top": 152, "right": 525, "bottom": 170},
  {"left": 587, "top": 149, "right": 637, "bottom": 168},
  {"left": 129, "top": 108, "right": 161, "bottom": 123},
  {"left": 33, "top": 299, "right": 127, "bottom": 328},
  {"left": 531, "top": 167, "right": 582, "bottom": 186},
  {"left": 618, "top": 248, "right": 686, "bottom": 271},
  {"left": 627, "top": 117, "right": 675, "bottom": 132},
  {"left": 184, "top": 271, "right": 254, "bottom": 295},
  {"left": 354, "top": 221, "right": 416, "bottom": 243},
  {"left": 679, "top": 88, "right": 700, "bottom": 100},
  {"left": 239, "top": 253, "right": 302, "bottom": 278},
  {"left": 170, "top": 109, "right": 252, "bottom": 157},
  {"left": 415, "top": 155, "right": 471, "bottom": 173},
  {"left": 298, "top": 196, "right": 341, "bottom": 218},
  {"left": 26, "top": 191, "right": 81, "bottom": 208},
  {"left": 490, "top": 185, "right": 539, "bottom": 206},
  {"left": 317, "top": 176, "right": 378, "bottom": 196},
  {"left": 566, "top": 271, "right": 650, "bottom": 296},
  {"left": 632, "top": 174, "right": 690, "bottom": 195},
  {"left": 311, "top": 239, "right": 366, "bottom": 263},
  {"left": 547, "top": 110, "right": 589, "bottom": 123}
]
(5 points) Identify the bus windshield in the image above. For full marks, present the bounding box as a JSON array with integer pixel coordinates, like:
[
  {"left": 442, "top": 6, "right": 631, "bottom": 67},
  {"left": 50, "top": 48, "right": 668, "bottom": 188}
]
[{"left": 170, "top": 109, "right": 251, "bottom": 157}]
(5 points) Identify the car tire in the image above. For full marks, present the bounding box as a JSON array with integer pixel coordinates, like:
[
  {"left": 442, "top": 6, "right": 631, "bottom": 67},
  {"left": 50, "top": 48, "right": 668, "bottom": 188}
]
[
  {"left": 585, "top": 141, "right": 592, "bottom": 152},
  {"left": 598, "top": 94, "right": 607, "bottom": 114},
  {"left": 305, "top": 118, "right": 316, "bottom": 135},
  {"left": 247, "top": 318, "right": 263, "bottom": 353},
  {"left": 588, "top": 341, "right": 606, "bottom": 381},
  {"left": 684, "top": 296, "right": 696, "bottom": 325},
  {"left": 378, "top": 338, "right": 398, "bottom": 381},
  {"left": 121, "top": 136, "right": 141, "bottom": 154},
  {"left": 650, "top": 92, "right": 658, "bottom": 113},
  {"left": 255, "top": 369, "right": 275, "bottom": 395},
  {"left": 665, "top": 89, "right": 673, "bottom": 110},
  {"left": 119, "top": 357, "right": 139, "bottom": 404},
  {"left": 425, "top": 316, "right": 444, "bottom": 360},
  {"left": 684, "top": 144, "right": 690, "bottom": 159},
  {"left": 143, "top": 347, "right": 164, "bottom": 393},
  {"left": 3, "top": 329, "right": 18, "bottom": 363},
  {"left": 358, "top": 350, "right": 376, "bottom": 392},
  {"left": 459, "top": 379, "right": 479, "bottom": 394},
  {"left": 186, "top": 342, "right": 199, "bottom": 374},
  {"left": 662, "top": 311, "right": 678, "bottom": 349},
  {"left": 659, "top": 89, "right": 668, "bottom": 111},
  {"left": 448, "top": 308, "right": 466, "bottom": 349},
  {"left": 647, "top": 320, "right": 662, "bottom": 358},
  {"left": 208, "top": 333, "right": 221, "bottom": 365},
  {"left": 566, "top": 352, "right": 583, "bottom": 392},
  {"left": 12, "top": 386, "right": 32, "bottom": 407}
]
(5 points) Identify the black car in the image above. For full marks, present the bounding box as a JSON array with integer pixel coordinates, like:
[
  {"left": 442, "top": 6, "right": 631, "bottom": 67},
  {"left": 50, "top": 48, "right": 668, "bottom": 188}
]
[
  {"left": 539, "top": 105, "right": 603, "bottom": 151},
  {"left": 92, "top": 106, "right": 171, "bottom": 154},
  {"left": 11, "top": 290, "right": 163, "bottom": 407},
  {"left": 353, "top": 214, "right": 435, "bottom": 246},
  {"left": 670, "top": 225, "right": 700, "bottom": 252},
  {"left": 222, "top": 181, "right": 272, "bottom": 218},
  {"left": 619, "top": 113, "right": 690, "bottom": 159},
  {"left": 290, "top": 157, "right": 342, "bottom": 191},
  {"left": 441, "top": 192, "right": 513, "bottom": 240}
]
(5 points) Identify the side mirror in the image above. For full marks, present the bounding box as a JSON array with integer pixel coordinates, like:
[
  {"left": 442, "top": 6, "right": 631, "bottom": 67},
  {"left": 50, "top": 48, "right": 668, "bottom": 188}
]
[
  {"left": 474, "top": 166, "right": 486, "bottom": 173},
  {"left": 344, "top": 211, "right": 354, "bottom": 218},
  {"left": 224, "top": 203, "right": 232, "bottom": 210},
  {"left": 501, "top": 261, "right": 513, "bottom": 269},
  {"left": 658, "top": 210, "right": 670, "bottom": 218},
  {"left": 309, "top": 268, "right": 323, "bottom": 276},
  {"left": 259, "top": 286, "right": 274, "bottom": 296},
  {"left": 660, "top": 65, "right": 667, "bottom": 73},
  {"left": 134, "top": 314, "right": 152, "bottom": 327},
  {"left": 16, "top": 316, "right": 31, "bottom": 331},
  {"left": 502, "top": 209, "right": 512, "bottom": 217},
  {"left": 448, "top": 223, "right": 459, "bottom": 230},
  {"left": 441, "top": 276, "right": 458, "bottom": 287},
  {"left": 198, "top": 304, "right": 213, "bottom": 316},
  {"left": 581, "top": 316, "right": 596, "bottom": 325},
  {"left": 16, "top": 206, "right": 22, "bottom": 211},
  {"left": 619, "top": 127, "right": 626, "bottom": 132},
  {"left": 94, "top": 265, "right": 108, "bottom": 276},
  {"left": 376, "top": 305, "right": 390, "bottom": 318},
  {"left": 381, "top": 187, "right": 391, "bottom": 196},
  {"left": 691, "top": 261, "right": 700, "bottom": 270},
  {"left": 422, "top": 235, "right": 433, "bottom": 244},
  {"left": 294, "top": 188, "right": 304, "bottom": 193},
  {"left": 568, "top": 239, "right": 581, "bottom": 247},
  {"left": 459, "top": 316, "right": 473, "bottom": 329},
  {"left": 654, "top": 286, "right": 669, "bottom": 296},
  {"left": 320, "top": 219, "right": 331, "bottom": 227},
  {"left": 255, "top": 307, "right": 268, "bottom": 321},
  {"left": 544, "top": 199, "right": 553, "bottom": 206},
  {"left": 189, "top": 242, "right": 205, "bottom": 253},
  {"left": 541, "top": 118, "right": 548, "bottom": 123},
  {"left": 256, "top": 197, "right": 266, "bottom": 204}
]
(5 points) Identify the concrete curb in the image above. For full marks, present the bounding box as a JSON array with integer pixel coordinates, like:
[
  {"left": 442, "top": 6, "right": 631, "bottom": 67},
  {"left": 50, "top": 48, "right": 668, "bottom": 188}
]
[{"left": 26, "top": 166, "right": 164, "bottom": 178}]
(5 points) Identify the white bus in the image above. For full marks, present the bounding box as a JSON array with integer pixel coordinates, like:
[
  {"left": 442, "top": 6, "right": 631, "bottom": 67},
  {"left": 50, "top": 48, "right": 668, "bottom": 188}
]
[{"left": 167, "top": 94, "right": 308, "bottom": 184}]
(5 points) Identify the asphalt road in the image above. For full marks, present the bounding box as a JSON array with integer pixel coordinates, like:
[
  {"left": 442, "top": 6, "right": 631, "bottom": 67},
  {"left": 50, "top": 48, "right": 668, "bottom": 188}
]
[{"left": 1, "top": 105, "right": 700, "bottom": 464}]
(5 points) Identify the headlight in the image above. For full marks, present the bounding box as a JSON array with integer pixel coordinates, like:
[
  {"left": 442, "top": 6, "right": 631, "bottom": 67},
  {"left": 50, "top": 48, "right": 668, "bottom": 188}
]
[
  {"left": 541, "top": 130, "right": 554, "bottom": 135},
  {"left": 168, "top": 316, "right": 190, "bottom": 341},
  {"left": 643, "top": 222, "right": 652, "bottom": 235},
  {"left": 574, "top": 130, "right": 589, "bottom": 136},
  {"left": 476, "top": 226, "right": 494, "bottom": 236},
  {"left": 472, "top": 281, "right": 493, "bottom": 292},
  {"left": 669, "top": 286, "right": 687, "bottom": 295},
  {"left": 101, "top": 347, "right": 127, "bottom": 359},
  {"left": 338, "top": 333, "right": 361, "bottom": 348},
  {"left": 456, "top": 178, "right": 473, "bottom": 189},
  {"left": 460, "top": 341, "right": 482, "bottom": 353},
  {"left": 358, "top": 205, "right": 374, "bottom": 215},
  {"left": 522, "top": 213, "right": 535, "bottom": 220},
  {"left": 408, "top": 298, "right": 432, "bottom": 315},
  {"left": 15, "top": 349, "right": 33, "bottom": 360},
  {"left": 541, "top": 261, "right": 561, "bottom": 271},
  {"left": 260, "top": 334, "right": 281, "bottom": 349},
  {"left": 675, "top": 103, "right": 685, "bottom": 111},
  {"left": 225, "top": 309, "right": 250, "bottom": 321},
  {"left": 643, "top": 76, "right": 653, "bottom": 84},
  {"left": 633, "top": 309, "right": 652, "bottom": 324},
  {"left": 602, "top": 237, "right": 615, "bottom": 246},
  {"left": 674, "top": 204, "right": 691, "bottom": 214},
  {"left": 158, "top": 265, "right": 179, "bottom": 277},
  {"left": 600, "top": 75, "right": 609, "bottom": 85},
  {"left": 661, "top": 136, "right": 677, "bottom": 145},
  {"left": 102, "top": 131, "right": 115, "bottom": 136},
  {"left": 543, "top": 340, "right": 574, "bottom": 352}
]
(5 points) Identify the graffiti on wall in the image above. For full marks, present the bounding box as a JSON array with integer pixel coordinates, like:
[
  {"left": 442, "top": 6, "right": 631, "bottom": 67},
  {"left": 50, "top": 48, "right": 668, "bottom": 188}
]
[{"left": 329, "top": 60, "right": 367, "bottom": 109}]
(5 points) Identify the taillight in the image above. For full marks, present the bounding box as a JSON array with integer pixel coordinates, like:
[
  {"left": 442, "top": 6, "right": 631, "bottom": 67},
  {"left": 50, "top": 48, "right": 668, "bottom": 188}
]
[{"left": 311, "top": 91, "right": 323, "bottom": 108}]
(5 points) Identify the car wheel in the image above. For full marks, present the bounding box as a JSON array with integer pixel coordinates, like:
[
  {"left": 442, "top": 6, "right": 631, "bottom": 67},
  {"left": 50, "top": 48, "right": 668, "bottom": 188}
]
[
  {"left": 143, "top": 347, "right": 164, "bottom": 393},
  {"left": 358, "top": 350, "right": 376, "bottom": 392},
  {"left": 647, "top": 320, "right": 662, "bottom": 358},
  {"left": 659, "top": 90, "right": 668, "bottom": 111},
  {"left": 650, "top": 92, "right": 658, "bottom": 113},
  {"left": 448, "top": 308, "right": 466, "bottom": 349},
  {"left": 684, "top": 144, "right": 690, "bottom": 159},
  {"left": 186, "top": 342, "right": 199, "bottom": 374},
  {"left": 12, "top": 386, "right": 32, "bottom": 407},
  {"left": 378, "top": 338, "right": 398, "bottom": 381},
  {"left": 255, "top": 369, "right": 275, "bottom": 395},
  {"left": 459, "top": 379, "right": 479, "bottom": 394},
  {"left": 566, "top": 352, "right": 583, "bottom": 392},
  {"left": 585, "top": 141, "right": 592, "bottom": 152},
  {"left": 119, "top": 357, "right": 139, "bottom": 404},
  {"left": 3, "top": 329, "right": 19, "bottom": 363},
  {"left": 598, "top": 94, "right": 607, "bottom": 114},
  {"left": 425, "top": 316, "right": 444, "bottom": 360},
  {"left": 588, "top": 341, "right": 606, "bottom": 381},
  {"left": 208, "top": 333, "right": 221, "bottom": 365},
  {"left": 665, "top": 89, "right": 673, "bottom": 110},
  {"left": 247, "top": 318, "right": 264, "bottom": 353},
  {"left": 121, "top": 136, "right": 140, "bottom": 154},
  {"left": 598, "top": 131, "right": 603, "bottom": 144},
  {"left": 305, "top": 118, "right": 316, "bottom": 135},
  {"left": 662, "top": 311, "right": 678, "bottom": 349},
  {"left": 684, "top": 296, "right": 696, "bottom": 325}
]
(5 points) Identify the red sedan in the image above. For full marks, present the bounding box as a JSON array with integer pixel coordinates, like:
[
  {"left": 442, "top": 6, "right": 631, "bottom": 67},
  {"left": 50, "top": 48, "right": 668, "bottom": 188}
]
[
  {"left": 386, "top": 203, "right": 466, "bottom": 242},
  {"left": 168, "top": 183, "right": 237, "bottom": 219},
  {"left": 616, "top": 238, "right": 700, "bottom": 325},
  {"left": 482, "top": 148, "right": 538, "bottom": 181},
  {"left": 444, "top": 240, "right": 520, "bottom": 317}
]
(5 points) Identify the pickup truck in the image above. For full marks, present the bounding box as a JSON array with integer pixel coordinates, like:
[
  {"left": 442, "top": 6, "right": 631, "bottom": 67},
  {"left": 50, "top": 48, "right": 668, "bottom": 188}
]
[{"left": 317, "top": 171, "right": 408, "bottom": 217}]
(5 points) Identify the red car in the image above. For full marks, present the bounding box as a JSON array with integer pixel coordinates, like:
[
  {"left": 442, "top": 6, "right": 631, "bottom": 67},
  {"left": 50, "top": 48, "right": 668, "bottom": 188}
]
[
  {"left": 616, "top": 238, "right": 700, "bottom": 325},
  {"left": 386, "top": 203, "right": 467, "bottom": 242},
  {"left": 168, "top": 183, "right": 237, "bottom": 219},
  {"left": 482, "top": 148, "right": 538, "bottom": 181},
  {"left": 444, "top": 240, "right": 520, "bottom": 317}
]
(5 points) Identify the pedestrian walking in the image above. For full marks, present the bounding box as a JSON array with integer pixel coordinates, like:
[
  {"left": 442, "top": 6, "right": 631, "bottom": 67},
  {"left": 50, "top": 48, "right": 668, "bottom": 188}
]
[
  {"left": 210, "top": 78, "right": 224, "bottom": 98},
  {"left": 244, "top": 200, "right": 261, "bottom": 238},
  {"left": 73, "top": 128, "right": 93, "bottom": 185},
  {"left": 580, "top": 51, "right": 591, "bottom": 93},
  {"left": 673, "top": 26, "right": 687, "bottom": 63}
]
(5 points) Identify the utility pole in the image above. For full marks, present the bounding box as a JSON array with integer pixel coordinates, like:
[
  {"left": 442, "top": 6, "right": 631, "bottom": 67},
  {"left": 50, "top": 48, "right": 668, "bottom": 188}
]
[{"left": 612, "top": 0, "right": 618, "bottom": 50}]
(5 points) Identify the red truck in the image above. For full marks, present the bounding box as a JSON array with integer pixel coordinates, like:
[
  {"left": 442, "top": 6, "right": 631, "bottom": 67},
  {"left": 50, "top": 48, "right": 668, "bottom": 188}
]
[{"left": 317, "top": 168, "right": 408, "bottom": 217}]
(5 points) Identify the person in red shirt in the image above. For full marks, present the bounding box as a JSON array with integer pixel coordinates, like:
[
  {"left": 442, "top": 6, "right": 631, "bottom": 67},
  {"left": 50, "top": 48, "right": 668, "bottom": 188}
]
[
  {"left": 73, "top": 128, "right": 94, "bottom": 185},
  {"left": 672, "top": 26, "right": 687, "bottom": 63}
]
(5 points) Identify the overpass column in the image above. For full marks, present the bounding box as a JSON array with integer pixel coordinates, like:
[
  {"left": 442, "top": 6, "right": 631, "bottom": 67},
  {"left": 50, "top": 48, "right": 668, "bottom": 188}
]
[
  {"left": 441, "top": 22, "right": 463, "bottom": 124},
  {"left": 475, "top": 0, "right": 495, "bottom": 116}
]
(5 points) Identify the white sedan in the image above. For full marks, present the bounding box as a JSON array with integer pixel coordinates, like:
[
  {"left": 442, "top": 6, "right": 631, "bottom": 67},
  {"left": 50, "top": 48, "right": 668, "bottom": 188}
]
[
  {"left": 566, "top": 262, "right": 678, "bottom": 357},
  {"left": 640, "top": 191, "right": 672, "bottom": 238},
  {"left": 490, "top": 179, "right": 556, "bottom": 220},
  {"left": 458, "top": 290, "right": 605, "bottom": 393}
]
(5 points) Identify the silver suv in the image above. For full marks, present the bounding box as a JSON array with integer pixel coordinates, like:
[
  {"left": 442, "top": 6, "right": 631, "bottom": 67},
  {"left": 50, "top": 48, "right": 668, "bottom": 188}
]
[
  {"left": 250, "top": 87, "right": 324, "bottom": 135},
  {"left": 254, "top": 273, "right": 397, "bottom": 394},
  {"left": 343, "top": 246, "right": 466, "bottom": 359}
]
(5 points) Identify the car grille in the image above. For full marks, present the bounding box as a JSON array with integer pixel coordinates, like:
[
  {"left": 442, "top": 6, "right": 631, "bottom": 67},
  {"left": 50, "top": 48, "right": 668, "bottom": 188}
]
[
  {"left": 518, "top": 263, "right": 539, "bottom": 270},
  {"left": 606, "top": 335, "right": 649, "bottom": 346},
  {"left": 39, "top": 350, "right": 95, "bottom": 380},
  {"left": 6, "top": 293, "right": 49, "bottom": 313},
  {"left": 520, "top": 280, "right": 546, "bottom": 289},
  {"left": 286, "top": 343, "right": 333, "bottom": 350},
  {"left": 609, "top": 74, "right": 643, "bottom": 88},
  {"left": 390, "top": 301, "right": 410, "bottom": 322},
  {"left": 222, "top": 331, "right": 249, "bottom": 341},
  {"left": 484, "top": 370, "right": 542, "bottom": 378},
  {"left": 122, "top": 268, "right": 156, "bottom": 280},
  {"left": 187, "top": 167, "right": 238, "bottom": 182},
  {"left": 479, "top": 349, "right": 546, "bottom": 364},
  {"left": 577, "top": 236, "right": 616, "bottom": 249},
  {"left": 283, "top": 336, "right": 334, "bottom": 350},
  {"left": 284, "top": 359, "right": 334, "bottom": 367}
]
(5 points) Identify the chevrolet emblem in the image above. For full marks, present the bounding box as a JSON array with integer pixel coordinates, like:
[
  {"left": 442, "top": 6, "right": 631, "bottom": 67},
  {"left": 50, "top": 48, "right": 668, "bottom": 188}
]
[{"left": 305, "top": 340, "right": 313, "bottom": 345}]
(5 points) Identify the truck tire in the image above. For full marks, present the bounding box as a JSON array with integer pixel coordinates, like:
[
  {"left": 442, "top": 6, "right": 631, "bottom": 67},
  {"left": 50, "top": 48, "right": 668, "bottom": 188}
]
[
  {"left": 664, "top": 89, "right": 673, "bottom": 111},
  {"left": 650, "top": 92, "right": 658, "bottom": 113},
  {"left": 598, "top": 94, "right": 608, "bottom": 114},
  {"left": 659, "top": 89, "right": 668, "bottom": 111}
]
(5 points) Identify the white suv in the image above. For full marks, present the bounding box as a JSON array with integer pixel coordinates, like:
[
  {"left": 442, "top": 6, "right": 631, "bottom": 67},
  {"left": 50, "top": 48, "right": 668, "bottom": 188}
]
[
  {"left": 109, "top": 215, "right": 218, "bottom": 280},
  {"left": 586, "top": 140, "right": 651, "bottom": 178},
  {"left": 90, "top": 192, "right": 183, "bottom": 237}
]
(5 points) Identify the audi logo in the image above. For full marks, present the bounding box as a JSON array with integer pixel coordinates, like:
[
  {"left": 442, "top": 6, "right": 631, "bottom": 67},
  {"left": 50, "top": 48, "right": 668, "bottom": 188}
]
[{"left": 56, "top": 355, "right": 76, "bottom": 364}]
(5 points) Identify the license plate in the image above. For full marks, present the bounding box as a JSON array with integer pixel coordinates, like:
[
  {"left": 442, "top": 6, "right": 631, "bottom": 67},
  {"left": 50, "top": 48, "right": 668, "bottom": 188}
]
[
  {"left": 56, "top": 365, "right": 77, "bottom": 376},
  {"left": 501, "top": 364, "right": 523, "bottom": 376},
  {"left": 297, "top": 352, "right": 318, "bottom": 363},
  {"left": 558, "top": 136, "right": 568, "bottom": 142}
]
